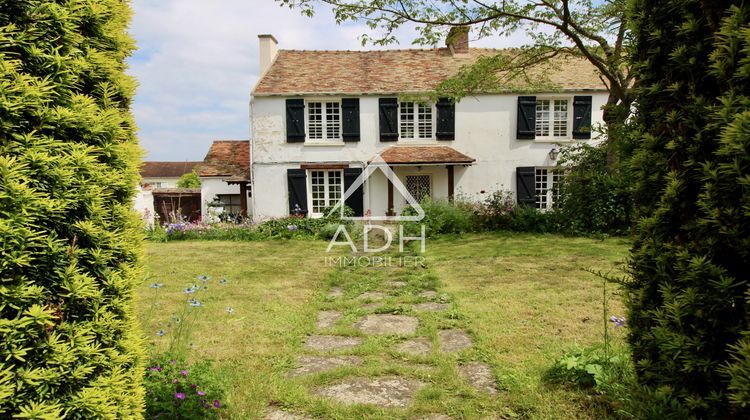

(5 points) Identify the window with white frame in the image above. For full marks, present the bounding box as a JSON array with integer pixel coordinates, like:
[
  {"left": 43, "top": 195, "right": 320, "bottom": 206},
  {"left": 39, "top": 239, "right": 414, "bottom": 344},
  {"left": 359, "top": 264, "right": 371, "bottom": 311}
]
[
  {"left": 535, "top": 99, "right": 569, "bottom": 138},
  {"left": 399, "top": 102, "right": 433, "bottom": 139},
  {"left": 309, "top": 170, "right": 343, "bottom": 214},
  {"left": 217, "top": 194, "right": 242, "bottom": 214},
  {"left": 535, "top": 168, "right": 563, "bottom": 209},
  {"left": 307, "top": 100, "right": 341, "bottom": 141},
  {"left": 406, "top": 175, "right": 432, "bottom": 203}
]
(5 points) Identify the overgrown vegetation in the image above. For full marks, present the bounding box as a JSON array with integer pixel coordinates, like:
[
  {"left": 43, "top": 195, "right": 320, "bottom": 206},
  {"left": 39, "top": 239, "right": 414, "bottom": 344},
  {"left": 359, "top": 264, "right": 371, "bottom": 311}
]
[
  {"left": 0, "top": 1, "right": 145, "bottom": 417},
  {"left": 176, "top": 170, "right": 201, "bottom": 188},
  {"left": 626, "top": 1, "right": 750, "bottom": 417}
]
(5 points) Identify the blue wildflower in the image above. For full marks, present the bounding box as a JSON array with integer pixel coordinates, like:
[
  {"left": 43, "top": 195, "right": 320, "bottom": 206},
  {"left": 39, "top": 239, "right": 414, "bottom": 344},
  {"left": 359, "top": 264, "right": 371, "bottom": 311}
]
[
  {"left": 149, "top": 283, "right": 164, "bottom": 289},
  {"left": 218, "top": 278, "right": 227, "bottom": 285},
  {"left": 156, "top": 329, "right": 166, "bottom": 337},
  {"left": 197, "top": 275, "right": 211, "bottom": 282},
  {"left": 226, "top": 306, "right": 235, "bottom": 314},
  {"left": 609, "top": 316, "right": 626, "bottom": 327},
  {"left": 183, "top": 285, "right": 199, "bottom": 294},
  {"left": 189, "top": 299, "right": 202, "bottom": 307}
]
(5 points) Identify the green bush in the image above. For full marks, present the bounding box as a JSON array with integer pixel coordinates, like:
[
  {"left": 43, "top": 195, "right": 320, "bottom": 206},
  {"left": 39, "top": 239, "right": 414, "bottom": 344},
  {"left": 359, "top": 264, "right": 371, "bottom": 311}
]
[
  {"left": 176, "top": 170, "right": 201, "bottom": 188},
  {"left": 401, "top": 197, "right": 475, "bottom": 237},
  {"left": 627, "top": 1, "right": 750, "bottom": 416},
  {"left": 506, "top": 205, "right": 562, "bottom": 233},
  {"left": 555, "top": 143, "right": 634, "bottom": 235},
  {"left": 0, "top": 1, "right": 145, "bottom": 417},
  {"left": 144, "top": 355, "right": 227, "bottom": 419}
]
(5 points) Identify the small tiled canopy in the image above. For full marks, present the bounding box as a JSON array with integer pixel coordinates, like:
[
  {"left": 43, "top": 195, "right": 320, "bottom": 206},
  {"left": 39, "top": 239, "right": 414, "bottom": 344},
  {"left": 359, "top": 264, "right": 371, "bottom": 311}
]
[{"left": 375, "top": 146, "right": 475, "bottom": 165}]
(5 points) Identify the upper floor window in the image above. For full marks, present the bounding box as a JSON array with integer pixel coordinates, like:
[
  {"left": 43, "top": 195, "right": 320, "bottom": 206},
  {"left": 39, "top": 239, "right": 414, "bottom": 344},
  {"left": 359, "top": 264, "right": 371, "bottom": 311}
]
[
  {"left": 399, "top": 102, "right": 434, "bottom": 140},
  {"left": 307, "top": 100, "right": 341, "bottom": 141},
  {"left": 535, "top": 99, "right": 569, "bottom": 138}
]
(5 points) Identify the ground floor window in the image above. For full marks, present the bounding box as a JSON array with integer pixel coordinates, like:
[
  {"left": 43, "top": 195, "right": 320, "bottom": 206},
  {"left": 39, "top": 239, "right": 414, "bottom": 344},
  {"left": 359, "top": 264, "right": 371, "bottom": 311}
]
[
  {"left": 405, "top": 174, "right": 432, "bottom": 203},
  {"left": 535, "top": 168, "right": 562, "bottom": 209},
  {"left": 217, "top": 194, "right": 242, "bottom": 214},
  {"left": 309, "top": 170, "right": 343, "bottom": 214}
]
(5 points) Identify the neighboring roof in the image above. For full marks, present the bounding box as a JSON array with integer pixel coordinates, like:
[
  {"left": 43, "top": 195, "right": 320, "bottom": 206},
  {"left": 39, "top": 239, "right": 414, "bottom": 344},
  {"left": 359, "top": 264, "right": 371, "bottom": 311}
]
[
  {"left": 376, "top": 146, "right": 475, "bottom": 165},
  {"left": 253, "top": 48, "right": 606, "bottom": 96},
  {"left": 197, "top": 140, "right": 250, "bottom": 182},
  {"left": 140, "top": 161, "right": 202, "bottom": 178}
]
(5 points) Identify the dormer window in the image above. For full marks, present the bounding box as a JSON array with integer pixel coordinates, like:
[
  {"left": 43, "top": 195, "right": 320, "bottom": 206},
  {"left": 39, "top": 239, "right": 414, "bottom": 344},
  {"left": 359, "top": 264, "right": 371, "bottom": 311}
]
[
  {"left": 399, "top": 102, "right": 434, "bottom": 140},
  {"left": 307, "top": 100, "right": 341, "bottom": 141}
]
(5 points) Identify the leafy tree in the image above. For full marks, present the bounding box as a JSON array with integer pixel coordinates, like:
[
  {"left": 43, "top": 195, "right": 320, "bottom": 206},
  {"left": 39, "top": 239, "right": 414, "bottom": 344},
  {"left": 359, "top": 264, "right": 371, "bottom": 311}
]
[
  {"left": 0, "top": 1, "right": 145, "bottom": 417},
  {"left": 177, "top": 170, "right": 201, "bottom": 188},
  {"left": 279, "top": 0, "right": 633, "bottom": 166},
  {"left": 626, "top": 0, "right": 750, "bottom": 416}
]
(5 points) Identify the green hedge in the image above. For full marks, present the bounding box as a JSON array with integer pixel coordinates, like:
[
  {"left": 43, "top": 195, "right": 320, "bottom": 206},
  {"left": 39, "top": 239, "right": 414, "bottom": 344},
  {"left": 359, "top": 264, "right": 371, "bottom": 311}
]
[
  {"left": 627, "top": 1, "right": 750, "bottom": 416},
  {"left": 0, "top": 1, "right": 144, "bottom": 417}
]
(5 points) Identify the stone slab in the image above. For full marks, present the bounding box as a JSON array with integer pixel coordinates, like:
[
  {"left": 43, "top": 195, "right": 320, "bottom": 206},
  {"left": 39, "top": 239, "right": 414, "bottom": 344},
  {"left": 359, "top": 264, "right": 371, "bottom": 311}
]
[
  {"left": 437, "top": 330, "right": 473, "bottom": 353},
  {"left": 288, "top": 355, "right": 362, "bottom": 377},
  {"left": 413, "top": 303, "right": 451, "bottom": 312},
  {"left": 354, "top": 314, "right": 419, "bottom": 336},
  {"left": 459, "top": 362, "right": 499, "bottom": 395},
  {"left": 317, "top": 310, "right": 342, "bottom": 329},
  {"left": 266, "top": 409, "right": 313, "bottom": 420},
  {"left": 313, "top": 377, "right": 423, "bottom": 408},
  {"left": 395, "top": 337, "right": 432, "bottom": 356},
  {"left": 304, "top": 335, "right": 363, "bottom": 351},
  {"left": 357, "top": 291, "right": 387, "bottom": 301},
  {"left": 327, "top": 287, "right": 344, "bottom": 298},
  {"left": 417, "top": 290, "right": 438, "bottom": 299}
]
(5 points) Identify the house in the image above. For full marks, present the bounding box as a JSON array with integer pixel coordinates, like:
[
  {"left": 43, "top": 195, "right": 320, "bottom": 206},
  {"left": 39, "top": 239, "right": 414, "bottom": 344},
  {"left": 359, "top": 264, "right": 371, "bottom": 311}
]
[
  {"left": 135, "top": 161, "right": 202, "bottom": 225},
  {"left": 249, "top": 30, "right": 607, "bottom": 220},
  {"left": 197, "top": 140, "right": 251, "bottom": 221}
]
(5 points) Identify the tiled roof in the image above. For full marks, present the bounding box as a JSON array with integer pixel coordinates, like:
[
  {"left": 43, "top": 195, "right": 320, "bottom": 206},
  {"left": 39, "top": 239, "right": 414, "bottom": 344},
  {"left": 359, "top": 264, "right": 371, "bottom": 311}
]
[
  {"left": 152, "top": 188, "right": 201, "bottom": 195},
  {"left": 253, "top": 48, "right": 606, "bottom": 96},
  {"left": 197, "top": 140, "right": 250, "bottom": 181},
  {"left": 376, "top": 146, "right": 475, "bottom": 165},
  {"left": 140, "top": 161, "right": 202, "bottom": 178}
]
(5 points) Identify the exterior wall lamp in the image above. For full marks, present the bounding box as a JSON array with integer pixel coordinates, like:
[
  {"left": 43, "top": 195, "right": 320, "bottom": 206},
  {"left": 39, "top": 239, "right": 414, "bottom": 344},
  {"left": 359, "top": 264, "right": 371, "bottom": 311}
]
[{"left": 548, "top": 148, "right": 560, "bottom": 161}]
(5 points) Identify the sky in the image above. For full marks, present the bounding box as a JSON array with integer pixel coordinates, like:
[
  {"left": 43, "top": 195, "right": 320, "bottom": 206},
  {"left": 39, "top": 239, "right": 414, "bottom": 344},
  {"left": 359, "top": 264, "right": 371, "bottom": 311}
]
[{"left": 127, "top": 0, "right": 531, "bottom": 161}]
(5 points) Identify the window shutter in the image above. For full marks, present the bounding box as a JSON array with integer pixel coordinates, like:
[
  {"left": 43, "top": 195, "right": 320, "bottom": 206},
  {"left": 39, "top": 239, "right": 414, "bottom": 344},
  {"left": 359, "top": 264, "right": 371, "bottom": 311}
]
[
  {"left": 572, "top": 96, "right": 593, "bottom": 139},
  {"left": 286, "top": 99, "right": 305, "bottom": 142},
  {"left": 287, "top": 169, "right": 308, "bottom": 216},
  {"left": 341, "top": 98, "right": 360, "bottom": 142},
  {"left": 436, "top": 97, "right": 455, "bottom": 141},
  {"left": 379, "top": 97, "right": 398, "bottom": 141},
  {"left": 516, "top": 96, "right": 536, "bottom": 140},
  {"left": 516, "top": 166, "right": 536, "bottom": 206},
  {"left": 343, "top": 168, "right": 364, "bottom": 216}
]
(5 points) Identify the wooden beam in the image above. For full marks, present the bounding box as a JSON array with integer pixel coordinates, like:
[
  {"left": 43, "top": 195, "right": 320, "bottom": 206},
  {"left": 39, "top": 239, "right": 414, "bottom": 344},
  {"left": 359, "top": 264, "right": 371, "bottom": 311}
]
[
  {"left": 239, "top": 183, "right": 248, "bottom": 216},
  {"left": 447, "top": 165, "right": 455, "bottom": 202},
  {"left": 387, "top": 178, "right": 394, "bottom": 216}
]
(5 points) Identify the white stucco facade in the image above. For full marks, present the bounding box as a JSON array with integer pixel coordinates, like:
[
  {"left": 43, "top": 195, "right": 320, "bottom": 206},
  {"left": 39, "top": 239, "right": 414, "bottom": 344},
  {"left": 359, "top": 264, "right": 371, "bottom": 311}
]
[
  {"left": 199, "top": 177, "right": 247, "bottom": 221},
  {"left": 250, "top": 92, "right": 608, "bottom": 220}
]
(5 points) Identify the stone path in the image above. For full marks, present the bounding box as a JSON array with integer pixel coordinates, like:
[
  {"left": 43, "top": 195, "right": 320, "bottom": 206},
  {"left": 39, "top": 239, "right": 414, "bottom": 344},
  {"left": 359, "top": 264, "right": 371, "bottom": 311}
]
[{"left": 268, "top": 257, "right": 501, "bottom": 418}]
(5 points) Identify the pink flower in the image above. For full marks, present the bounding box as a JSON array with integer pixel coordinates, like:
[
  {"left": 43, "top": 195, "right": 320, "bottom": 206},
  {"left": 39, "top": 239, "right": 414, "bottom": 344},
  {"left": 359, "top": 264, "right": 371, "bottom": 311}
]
[
  {"left": 197, "top": 390, "right": 206, "bottom": 396},
  {"left": 181, "top": 369, "right": 188, "bottom": 376},
  {"left": 175, "top": 393, "right": 185, "bottom": 400}
]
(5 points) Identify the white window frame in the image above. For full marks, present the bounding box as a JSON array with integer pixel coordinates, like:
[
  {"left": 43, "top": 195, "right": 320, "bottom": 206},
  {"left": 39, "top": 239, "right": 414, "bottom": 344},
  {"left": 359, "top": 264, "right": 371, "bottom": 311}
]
[
  {"left": 535, "top": 97, "right": 573, "bottom": 140},
  {"left": 398, "top": 101, "right": 436, "bottom": 141},
  {"left": 405, "top": 174, "right": 433, "bottom": 204},
  {"left": 305, "top": 99, "right": 342, "bottom": 142},
  {"left": 307, "top": 169, "right": 344, "bottom": 217},
  {"left": 534, "top": 167, "right": 563, "bottom": 210}
]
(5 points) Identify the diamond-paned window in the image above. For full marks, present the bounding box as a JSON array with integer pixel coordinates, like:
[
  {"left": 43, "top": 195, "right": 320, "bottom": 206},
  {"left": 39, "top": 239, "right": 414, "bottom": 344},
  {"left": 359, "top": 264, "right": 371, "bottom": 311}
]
[{"left": 406, "top": 175, "right": 431, "bottom": 203}]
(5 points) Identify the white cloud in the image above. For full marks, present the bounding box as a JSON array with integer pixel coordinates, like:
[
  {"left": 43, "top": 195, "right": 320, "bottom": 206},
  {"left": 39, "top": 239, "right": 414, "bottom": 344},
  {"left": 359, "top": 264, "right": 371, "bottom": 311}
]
[{"left": 128, "top": 0, "right": 535, "bottom": 160}]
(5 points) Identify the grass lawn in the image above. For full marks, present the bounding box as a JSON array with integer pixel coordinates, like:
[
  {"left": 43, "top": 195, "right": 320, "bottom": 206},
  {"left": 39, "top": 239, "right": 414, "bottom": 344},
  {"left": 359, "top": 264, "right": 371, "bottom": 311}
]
[{"left": 138, "top": 232, "right": 629, "bottom": 419}]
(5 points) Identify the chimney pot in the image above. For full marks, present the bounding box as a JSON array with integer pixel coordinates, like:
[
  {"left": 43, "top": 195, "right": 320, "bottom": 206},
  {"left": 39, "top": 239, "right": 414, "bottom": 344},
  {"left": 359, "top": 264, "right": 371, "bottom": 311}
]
[
  {"left": 446, "top": 26, "right": 469, "bottom": 55},
  {"left": 258, "top": 34, "right": 278, "bottom": 75}
]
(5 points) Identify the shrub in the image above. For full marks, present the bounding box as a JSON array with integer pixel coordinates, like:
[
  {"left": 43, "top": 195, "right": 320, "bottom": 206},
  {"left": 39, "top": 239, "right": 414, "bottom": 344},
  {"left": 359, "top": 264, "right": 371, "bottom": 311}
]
[
  {"left": 401, "top": 197, "right": 476, "bottom": 237},
  {"left": 626, "top": 1, "right": 750, "bottom": 416},
  {"left": 0, "top": 1, "right": 145, "bottom": 417},
  {"left": 555, "top": 143, "right": 634, "bottom": 235},
  {"left": 472, "top": 189, "right": 515, "bottom": 230},
  {"left": 506, "top": 205, "right": 563, "bottom": 233},
  {"left": 176, "top": 170, "right": 201, "bottom": 188},
  {"left": 144, "top": 356, "right": 226, "bottom": 419}
]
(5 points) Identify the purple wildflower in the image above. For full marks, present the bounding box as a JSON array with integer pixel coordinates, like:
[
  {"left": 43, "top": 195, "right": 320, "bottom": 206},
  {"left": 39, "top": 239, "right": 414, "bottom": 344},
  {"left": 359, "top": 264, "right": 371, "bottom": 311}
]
[
  {"left": 172, "top": 378, "right": 179, "bottom": 384},
  {"left": 609, "top": 315, "right": 626, "bottom": 327},
  {"left": 190, "top": 383, "right": 197, "bottom": 389},
  {"left": 175, "top": 393, "right": 185, "bottom": 400},
  {"left": 197, "top": 390, "right": 206, "bottom": 396},
  {"left": 181, "top": 369, "right": 188, "bottom": 376},
  {"left": 148, "top": 366, "right": 162, "bottom": 372},
  {"left": 213, "top": 400, "right": 221, "bottom": 408}
]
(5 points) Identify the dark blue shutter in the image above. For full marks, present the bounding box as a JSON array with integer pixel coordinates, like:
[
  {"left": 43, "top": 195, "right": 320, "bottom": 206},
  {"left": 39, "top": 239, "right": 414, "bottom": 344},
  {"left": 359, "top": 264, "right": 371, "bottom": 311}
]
[
  {"left": 436, "top": 97, "right": 455, "bottom": 141},
  {"left": 516, "top": 167, "right": 536, "bottom": 207},
  {"left": 379, "top": 98, "right": 398, "bottom": 141},
  {"left": 342, "top": 98, "right": 360, "bottom": 142},
  {"left": 572, "top": 96, "right": 593, "bottom": 139},
  {"left": 516, "top": 96, "right": 536, "bottom": 140},
  {"left": 286, "top": 99, "right": 305, "bottom": 142},
  {"left": 343, "top": 168, "right": 364, "bottom": 216},
  {"left": 287, "top": 169, "right": 307, "bottom": 216}
]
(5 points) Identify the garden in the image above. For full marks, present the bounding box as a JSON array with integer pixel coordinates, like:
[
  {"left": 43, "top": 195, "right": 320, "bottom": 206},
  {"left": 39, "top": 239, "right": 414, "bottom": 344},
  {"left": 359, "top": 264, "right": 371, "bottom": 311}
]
[{"left": 137, "top": 232, "right": 632, "bottom": 418}]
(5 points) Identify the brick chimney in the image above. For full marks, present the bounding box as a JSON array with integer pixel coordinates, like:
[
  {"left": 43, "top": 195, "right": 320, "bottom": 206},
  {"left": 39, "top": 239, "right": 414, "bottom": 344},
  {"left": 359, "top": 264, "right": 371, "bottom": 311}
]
[
  {"left": 258, "top": 34, "right": 278, "bottom": 75},
  {"left": 446, "top": 26, "right": 469, "bottom": 55}
]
